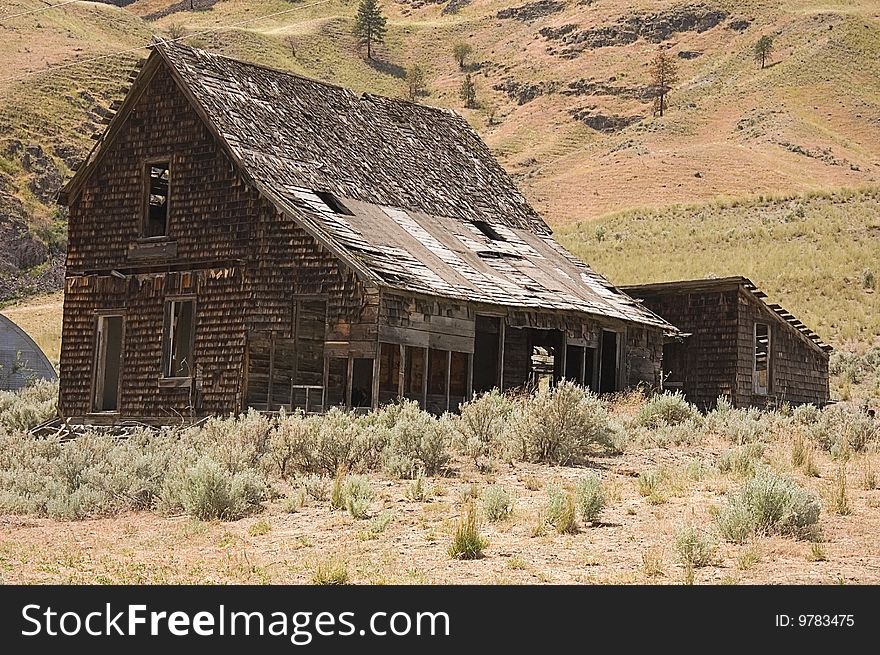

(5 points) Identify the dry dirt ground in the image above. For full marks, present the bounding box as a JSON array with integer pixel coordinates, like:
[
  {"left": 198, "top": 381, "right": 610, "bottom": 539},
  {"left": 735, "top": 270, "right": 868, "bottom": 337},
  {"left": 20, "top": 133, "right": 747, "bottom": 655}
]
[{"left": 2, "top": 437, "right": 878, "bottom": 585}]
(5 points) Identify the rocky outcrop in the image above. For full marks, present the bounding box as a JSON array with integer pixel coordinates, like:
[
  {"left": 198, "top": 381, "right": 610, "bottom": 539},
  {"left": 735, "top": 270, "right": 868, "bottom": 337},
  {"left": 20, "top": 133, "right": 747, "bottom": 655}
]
[
  {"left": 441, "top": 0, "right": 471, "bottom": 15},
  {"left": 678, "top": 50, "right": 703, "bottom": 59},
  {"left": 541, "top": 4, "right": 731, "bottom": 58},
  {"left": 493, "top": 78, "right": 560, "bottom": 105},
  {"left": 570, "top": 108, "right": 644, "bottom": 132},
  {"left": 143, "top": 0, "right": 222, "bottom": 22},
  {"left": 497, "top": 1, "right": 567, "bottom": 22},
  {"left": 562, "top": 77, "right": 657, "bottom": 101}
]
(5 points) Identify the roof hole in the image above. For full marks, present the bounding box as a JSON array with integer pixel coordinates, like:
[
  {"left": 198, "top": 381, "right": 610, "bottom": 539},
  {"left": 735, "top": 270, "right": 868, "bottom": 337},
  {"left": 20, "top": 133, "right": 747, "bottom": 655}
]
[
  {"left": 315, "top": 190, "right": 354, "bottom": 216},
  {"left": 473, "top": 220, "right": 505, "bottom": 241}
]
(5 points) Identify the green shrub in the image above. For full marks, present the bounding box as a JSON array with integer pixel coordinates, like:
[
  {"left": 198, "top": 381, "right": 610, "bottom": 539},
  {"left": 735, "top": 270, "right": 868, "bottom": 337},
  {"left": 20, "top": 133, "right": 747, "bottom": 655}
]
[
  {"left": 456, "top": 390, "right": 513, "bottom": 469},
  {"left": 808, "top": 404, "right": 878, "bottom": 453},
  {"left": 673, "top": 525, "right": 717, "bottom": 568},
  {"left": 449, "top": 502, "right": 488, "bottom": 559},
  {"left": 407, "top": 472, "right": 429, "bottom": 501},
  {"left": 637, "top": 391, "right": 701, "bottom": 429},
  {"left": 545, "top": 485, "right": 578, "bottom": 534},
  {"left": 267, "top": 410, "right": 318, "bottom": 477},
  {"left": 574, "top": 473, "right": 605, "bottom": 523},
  {"left": 300, "top": 474, "right": 330, "bottom": 501},
  {"left": 717, "top": 470, "right": 820, "bottom": 542},
  {"left": 165, "top": 457, "right": 266, "bottom": 521},
  {"left": 343, "top": 474, "right": 374, "bottom": 519},
  {"left": 0, "top": 379, "right": 58, "bottom": 432},
  {"left": 313, "top": 558, "right": 349, "bottom": 585},
  {"left": 718, "top": 443, "right": 764, "bottom": 478},
  {"left": 638, "top": 469, "right": 660, "bottom": 497},
  {"left": 314, "top": 409, "right": 387, "bottom": 475},
  {"left": 510, "top": 381, "right": 613, "bottom": 465},
  {"left": 381, "top": 401, "right": 451, "bottom": 476},
  {"left": 481, "top": 484, "right": 513, "bottom": 522}
]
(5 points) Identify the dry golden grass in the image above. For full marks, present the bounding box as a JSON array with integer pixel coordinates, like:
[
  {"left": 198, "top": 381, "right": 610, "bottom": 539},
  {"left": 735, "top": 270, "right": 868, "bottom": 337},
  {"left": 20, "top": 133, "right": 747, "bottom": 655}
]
[{"left": 1, "top": 440, "right": 878, "bottom": 585}]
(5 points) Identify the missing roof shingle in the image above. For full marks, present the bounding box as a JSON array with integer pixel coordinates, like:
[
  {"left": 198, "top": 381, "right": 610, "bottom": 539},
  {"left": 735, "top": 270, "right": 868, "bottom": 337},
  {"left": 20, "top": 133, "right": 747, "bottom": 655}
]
[
  {"left": 473, "top": 220, "right": 506, "bottom": 241},
  {"left": 315, "top": 190, "right": 354, "bottom": 216}
]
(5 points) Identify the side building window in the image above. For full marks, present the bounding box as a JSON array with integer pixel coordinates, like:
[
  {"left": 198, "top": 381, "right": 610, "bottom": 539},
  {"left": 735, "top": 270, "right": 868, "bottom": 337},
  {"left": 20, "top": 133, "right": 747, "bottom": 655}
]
[
  {"left": 145, "top": 162, "right": 170, "bottom": 237},
  {"left": 164, "top": 299, "right": 195, "bottom": 378},
  {"left": 754, "top": 322, "right": 770, "bottom": 395}
]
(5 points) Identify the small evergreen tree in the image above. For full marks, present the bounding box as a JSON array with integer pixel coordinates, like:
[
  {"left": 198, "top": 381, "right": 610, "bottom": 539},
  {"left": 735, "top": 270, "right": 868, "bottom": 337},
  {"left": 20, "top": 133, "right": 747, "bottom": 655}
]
[
  {"left": 453, "top": 42, "right": 473, "bottom": 69},
  {"left": 406, "top": 64, "right": 427, "bottom": 102},
  {"left": 650, "top": 48, "right": 678, "bottom": 117},
  {"left": 460, "top": 73, "right": 477, "bottom": 108},
  {"left": 353, "top": 0, "right": 388, "bottom": 60},
  {"left": 754, "top": 35, "right": 774, "bottom": 69}
]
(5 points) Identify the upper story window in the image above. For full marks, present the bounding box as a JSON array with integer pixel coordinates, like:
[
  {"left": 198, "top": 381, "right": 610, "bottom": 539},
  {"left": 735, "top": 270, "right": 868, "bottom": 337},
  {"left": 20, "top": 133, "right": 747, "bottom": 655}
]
[
  {"left": 754, "top": 322, "right": 771, "bottom": 395},
  {"left": 145, "top": 162, "right": 170, "bottom": 237}
]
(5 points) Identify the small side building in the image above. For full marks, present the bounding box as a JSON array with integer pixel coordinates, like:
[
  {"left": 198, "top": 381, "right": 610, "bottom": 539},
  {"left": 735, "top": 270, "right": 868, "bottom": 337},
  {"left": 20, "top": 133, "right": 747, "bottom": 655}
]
[{"left": 623, "top": 277, "right": 831, "bottom": 409}]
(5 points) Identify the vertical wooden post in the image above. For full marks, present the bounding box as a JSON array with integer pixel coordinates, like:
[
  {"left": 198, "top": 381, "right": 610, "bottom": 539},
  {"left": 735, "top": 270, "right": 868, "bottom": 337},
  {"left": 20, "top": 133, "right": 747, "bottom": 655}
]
[
  {"left": 321, "top": 354, "right": 329, "bottom": 411},
  {"left": 498, "top": 320, "right": 506, "bottom": 391},
  {"left": 345, "top": 355, "right": 353, "bottom": 408},
  {"left": 398, "top": 344, "right": 405, "bottom": 399},
  {"left": 421, "top": 346, "right": 429, "bottom": 409},
  {"left": 559, "top": 333, "right": 567, "bottom": 385},
  {"left": 466, "top": 352, "right": 473, "bottom": 400},
  {"left": 445, "top": 350, "right": 451, "bottom": 413},
  {"left": 267, "top": 332, "right": 275, "bottom": 411},
  {"left": 371, "top": 351, "right": 380, "bottom": 411}
]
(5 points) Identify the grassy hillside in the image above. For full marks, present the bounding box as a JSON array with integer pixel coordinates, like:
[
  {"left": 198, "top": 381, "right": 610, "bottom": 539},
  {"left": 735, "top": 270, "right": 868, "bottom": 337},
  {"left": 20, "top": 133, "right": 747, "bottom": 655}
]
[
  {"left": 0, "top": 0, "right": 878, "bottom": 349},
  {"left": 557, "top": 187, "right": 880, "bottom": 349}
]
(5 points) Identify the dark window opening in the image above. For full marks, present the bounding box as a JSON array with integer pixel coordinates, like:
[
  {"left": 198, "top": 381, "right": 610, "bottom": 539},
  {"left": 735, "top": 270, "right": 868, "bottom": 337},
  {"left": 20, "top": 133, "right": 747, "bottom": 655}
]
[
  {"left": 584, "top": 347, "right": 596, "bottom": 391},
  {"left": 315, "top": 190, "right": 354, "bottom": 216},
  {"left": 473, "top": 221, "right": 505, "bottom": 241},
  {"left": 565, "top": 344, "right": 585, "bottom": 384},
  {"left": 428, "top": 348, "right": 448, "bottom": 396},
  {"left": 473, "top": 315, "right": 501, "bottom": 393},
  {"left": 379, "top": 343, "right": 401, "bottom": 396},
  {"left": 145, "top": 163, "right": 170, "bottom": 237},
  {"left": 93, "top": 315, "right": 123, "bottom": 412},
  {"left": 164, "top": 299, "right": 194, "bottom": 378},
  {"left": 599, "top": 330, "right": 618, "bottom": 394},
  {"left": 326, "top": 357, "right": 348, "bottom": 407},
  {"left": 754, "top": 323, "right": 770, "bottom": 395},
  {"left": 449, "top": 351, "right": 468, "bottom": 399},
  {"left": 351, "top": 358, "right": 373, "bottom": 407},
  {"left": 404, "top": 346, "right": 425, "bottom": 399}
]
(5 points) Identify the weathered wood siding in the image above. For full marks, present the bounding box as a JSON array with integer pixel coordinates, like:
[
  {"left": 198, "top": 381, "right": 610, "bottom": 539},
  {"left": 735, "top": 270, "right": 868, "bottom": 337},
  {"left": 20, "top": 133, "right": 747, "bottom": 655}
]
[
  {"left": 735, "top": 290, "right": 829, "bottom": 408},
  {"left": 59, "top": 267, "right": 246, "bottom": 419},
  {"left": 634, "top": 288, "right": 739, "bottom": 409}
]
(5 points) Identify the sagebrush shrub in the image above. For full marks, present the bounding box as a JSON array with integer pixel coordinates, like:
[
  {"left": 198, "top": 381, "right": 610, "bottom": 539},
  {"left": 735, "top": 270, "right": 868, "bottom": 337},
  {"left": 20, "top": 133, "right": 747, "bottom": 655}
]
[
  {"left": 381, "top": 401, "right": 451, "bottom": 476},
  {"left": 456, "top": 390, "right": 514, "bottom": 469},
  {"left": 673, "top": 525, "right": 717, "bottom": 568},
  {"left": 637, "top": 391, "right": 701, "bottom": 429},
  {"left": 808, "top": 404, "right": 878, "bottom": 453},
  {"left": 268, "top": 410, "right": 318, "bottom": 477},
  {"left": 574, "top": 474, "right": 605, "bottom": 523},
  {"left": 718, "top": 443, "right": 764, "bottom": 478},
  {"left": 342, "top": 474, "right": 374, "bottom": 519},
  {"left": 481, "top": 484, "right": 513, "bottom": 522},
  {"left": 545, "top": 485, "right": 577, "bottom": 534},
  {"left": 717, "top": 469, "right": 820, "bottom": 542},
  {"left": 510, "top": 381, "right": 613, "bottom": 465},
  {"left": 0, "top": 379, "right": 58, "bottom": 432},
  {"left": 164, "top": 456, "right": 266, "bottom": 521}
]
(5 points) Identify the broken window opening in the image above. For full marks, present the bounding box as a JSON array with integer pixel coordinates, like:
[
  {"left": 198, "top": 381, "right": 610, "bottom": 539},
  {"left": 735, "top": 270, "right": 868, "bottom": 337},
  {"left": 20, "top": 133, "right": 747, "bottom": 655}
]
[
  {"left": 449, "top": 351, "right": 468, "bottom": 399},
  {"left": 351, "top": 358, "right": 374, "bottom": 408},
  {"left": 145, "top": 163, "right": 170, "bottom": 237},
  {"left": 379, "top": 343, "right": 401, "bottom": 404},
  {"left": 599, "top": 330, "right": 619, "bottom": 394},
  {"left": 404, "top": 346, "right": 426, "bottom": 402},
  {"left": 754, "top": 322, "right": 770, "bottom": 395},
  {"left": 473, "top": 220, "right": 505, "bottom": 241},
  {"left": 565, "top": 344, "right": 585, "bottom": 385},
  {"left": 93, "top": 315, "right": 124, "bottom": 412},
  {"left": 164, "top": 299, "right": 194, "bottom": 378},
  {"left": 314, "top": 190, "right": 354, "bottom": 216},
  {"left": 473, "top": 315, "right": 501, "bottom": 393},
  {"left": 326, "top": 357, "right": 348, "bottom": 407}
]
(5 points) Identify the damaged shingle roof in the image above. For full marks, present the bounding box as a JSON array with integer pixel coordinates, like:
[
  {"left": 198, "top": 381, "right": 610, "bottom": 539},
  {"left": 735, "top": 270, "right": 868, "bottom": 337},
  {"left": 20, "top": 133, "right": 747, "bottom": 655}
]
[{"left": 71, "top": 42, "right": 675, "bottom": 331}]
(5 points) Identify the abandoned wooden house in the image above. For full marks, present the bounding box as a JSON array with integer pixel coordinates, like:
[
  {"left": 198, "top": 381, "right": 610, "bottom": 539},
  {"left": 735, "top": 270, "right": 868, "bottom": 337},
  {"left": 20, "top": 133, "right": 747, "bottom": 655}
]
[
  {"left": 623, "top": 277, "right": 831, "bottom": 410},
  {"left": 56, "top": 42, "right": 676, "bottom": 424}
]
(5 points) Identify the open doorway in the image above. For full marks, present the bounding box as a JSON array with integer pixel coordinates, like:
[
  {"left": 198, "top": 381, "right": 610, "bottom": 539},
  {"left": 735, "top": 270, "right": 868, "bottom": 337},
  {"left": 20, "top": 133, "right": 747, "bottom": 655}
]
[
  {"left": 93, "top": 315, "right": 124, "bottom": 412},
  {"left": 472, "top": 315, "right": 501, "bottom": 393},
  {"left": 599, "top": 330, "right": 618, "bottom": 394}
]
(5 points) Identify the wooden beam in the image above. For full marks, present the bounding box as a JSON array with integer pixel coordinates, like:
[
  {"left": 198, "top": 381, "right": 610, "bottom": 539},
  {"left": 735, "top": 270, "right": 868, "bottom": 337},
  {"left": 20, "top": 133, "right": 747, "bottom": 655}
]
[
  {"left": 421, "top": 347, "right": 429, "bottom": 409},
  {"left": 498, "top": 320, "right": 506, "bottom": 391},
  {"left": 267, "top": 332, "right": 275, "bottom": 410},
  {"left": 398, "top": 344, "right": 405, "bottom": 399},
  {"left": 445, "top": 350, "right": 452, "bottom": 413},
  {"left": 371, "top": 353, "right": 380, "bottom": 411},
  {"left": 345, "top": 355, "right": 353, "bottom": 408},
  {"left": 466, "top": 351, "right": 473, "bottom": 400}
]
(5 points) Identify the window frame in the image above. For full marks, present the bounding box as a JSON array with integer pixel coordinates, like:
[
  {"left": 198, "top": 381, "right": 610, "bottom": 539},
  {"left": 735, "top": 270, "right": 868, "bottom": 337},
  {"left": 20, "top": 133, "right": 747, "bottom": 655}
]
[
  {"left": 161, "top": 296, "right": 197, "bottom": 384},
  {"left": 142, "top": 158, "right": 172, "bottom": 240},
  {"left": 90, "top": 310, "right": 126, "bottom": 414},
  {"left": 753, "top": 321, "right": 771, "bottom": 396}
]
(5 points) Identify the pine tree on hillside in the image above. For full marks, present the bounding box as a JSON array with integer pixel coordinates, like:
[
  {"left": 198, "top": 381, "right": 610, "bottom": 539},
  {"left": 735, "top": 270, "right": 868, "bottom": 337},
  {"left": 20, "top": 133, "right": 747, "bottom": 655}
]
[
  {"left": 650, "top": 48, "right": 678, "bottom": 117},
  {"left": 460, "top": 73, "right": 477, "bottom": 108},
  {"left": 453, "top": 42, "right": 473, "bottom": 69},
  {"left": 754, "top": 35, "right": 774, "bottom": 69},
  {"left": 353, "top": 0, "right": 388, "bottom": 60},
  {"left": 406, "top": 64, "right": 427, "bottom": 102}
]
